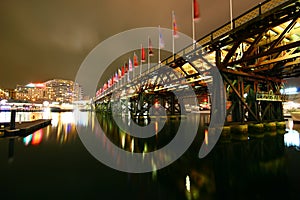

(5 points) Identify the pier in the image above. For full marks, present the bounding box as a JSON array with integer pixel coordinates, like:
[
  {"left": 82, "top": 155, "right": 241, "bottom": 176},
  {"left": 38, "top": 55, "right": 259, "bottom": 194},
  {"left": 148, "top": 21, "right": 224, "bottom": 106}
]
[{"left": 0, "top": 119, "right": 52, "bottom": 137}]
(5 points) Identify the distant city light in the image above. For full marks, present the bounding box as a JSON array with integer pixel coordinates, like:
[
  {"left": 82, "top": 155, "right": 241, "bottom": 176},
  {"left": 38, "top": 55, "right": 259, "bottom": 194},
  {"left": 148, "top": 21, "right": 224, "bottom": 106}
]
[
  {"left": 280, "top": 87, "right": 299, "bottom": 94},
  {"left": 31, "top": 129, "right": 43, "bottom": 145},
  {"left": 23, "top": 135, "right": 33, "bottom": 146},
  {"left": 26, "top": 83, "right": 35, "bottom": 88},
  {"left": 284, "top": 129, "right": 300, "bottom": 147},
  {"left": 35, "top": 83, "right": 45, "bottom": 88},
  {"left": 185, "top": 175, "right": 191, "bottom": 192}
]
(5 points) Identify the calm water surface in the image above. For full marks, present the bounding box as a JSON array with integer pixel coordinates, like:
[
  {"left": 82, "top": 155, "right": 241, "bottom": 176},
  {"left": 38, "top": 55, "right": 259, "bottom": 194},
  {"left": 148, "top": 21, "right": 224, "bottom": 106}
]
[{"left": 0, "top": 111, "right": 300, "bottom": 199}]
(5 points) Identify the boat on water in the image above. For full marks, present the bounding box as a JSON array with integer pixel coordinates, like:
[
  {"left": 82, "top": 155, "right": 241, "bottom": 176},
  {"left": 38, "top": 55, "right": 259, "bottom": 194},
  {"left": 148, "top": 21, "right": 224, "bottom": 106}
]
[
  {"left": 50, "top": 107, "right": 72, "bottom": 112},
  {"left": 291, "top": 112, "right": 300, "bottom": 122},
  {"left": 49, "top": 103, "right": 74, "bottom": 112}
]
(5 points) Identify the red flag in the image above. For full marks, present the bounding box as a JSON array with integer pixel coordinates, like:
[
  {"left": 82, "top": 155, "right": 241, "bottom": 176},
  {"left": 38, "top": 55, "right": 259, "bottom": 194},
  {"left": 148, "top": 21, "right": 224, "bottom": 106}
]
[
  {"left": 141, "top": 45, "right": 146, "bottom": 62},
  {"left": 121, "top": 65, "right": 125, "bottom": 76},
  {"left": 148, "top": 37, "right": 154, "bottom": 56},
  {"left": 133, "top": 52, "right": 139, "bottom": 67},
  {"left": 172, "top": 11, "right": 178, "bottom": 38},
  {"left": 125, "top": 63, "right": 128, "bottom": 73},
  {"left": 193, "top": 0, "right": 200, "bottom": 21}
]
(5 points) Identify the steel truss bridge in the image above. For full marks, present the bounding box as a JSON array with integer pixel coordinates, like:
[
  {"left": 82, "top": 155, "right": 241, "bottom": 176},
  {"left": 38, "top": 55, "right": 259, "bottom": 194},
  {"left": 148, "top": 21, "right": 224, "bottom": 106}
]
[{"left": 95, "top": 0, "right": 300, "bottom": 125}]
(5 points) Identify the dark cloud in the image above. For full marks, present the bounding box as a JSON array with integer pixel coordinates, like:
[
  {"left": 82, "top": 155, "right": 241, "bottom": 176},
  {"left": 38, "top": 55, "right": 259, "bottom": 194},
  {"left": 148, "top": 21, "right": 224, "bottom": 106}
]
[{"left": 0, "top": 0, "right": 262, "bottom": 89}]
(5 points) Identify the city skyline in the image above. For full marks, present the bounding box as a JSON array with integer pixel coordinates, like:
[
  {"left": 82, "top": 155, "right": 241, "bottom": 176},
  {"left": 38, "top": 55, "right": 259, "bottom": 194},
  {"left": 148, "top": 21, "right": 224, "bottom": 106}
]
[
  {"left": 0, "top": 0, "right": 265, "bottom": 89},
  {"left": 0, "top": 78, "right": 82, "bottom": 103}
]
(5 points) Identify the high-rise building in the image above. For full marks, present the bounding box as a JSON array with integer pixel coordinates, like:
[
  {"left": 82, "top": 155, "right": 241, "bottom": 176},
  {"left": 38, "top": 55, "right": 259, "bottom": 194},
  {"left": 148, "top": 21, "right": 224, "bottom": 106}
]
[
  {"left": 15, "top": 83, "right": 46, "bottom": 103},
  {"left": 15, "top": 79, "right": 82, "bottom": 103},
  {"left": 45, "top": 79, "right": 81, "bottom": 103},
  {"left": 4, "top": 89, "right": 17, "bottom": 100}
]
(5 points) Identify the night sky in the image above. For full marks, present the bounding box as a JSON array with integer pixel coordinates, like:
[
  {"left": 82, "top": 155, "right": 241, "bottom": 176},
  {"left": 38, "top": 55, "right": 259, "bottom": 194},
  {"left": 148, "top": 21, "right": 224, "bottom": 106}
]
[{"left": 1, "top": 0, "right": 293, "bottom": 90}]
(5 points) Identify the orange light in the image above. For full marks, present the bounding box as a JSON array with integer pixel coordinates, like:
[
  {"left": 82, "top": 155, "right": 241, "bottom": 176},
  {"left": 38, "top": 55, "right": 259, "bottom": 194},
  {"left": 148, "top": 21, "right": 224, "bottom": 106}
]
[
  {"left": 204, "top": 129, "right": 208, "bottom": 145},
  {"left": 35, "top": 83, "right": 45, "bottom": 88},
  {"left": 31, "top": 129, "right": 43, "bottom": 145}
]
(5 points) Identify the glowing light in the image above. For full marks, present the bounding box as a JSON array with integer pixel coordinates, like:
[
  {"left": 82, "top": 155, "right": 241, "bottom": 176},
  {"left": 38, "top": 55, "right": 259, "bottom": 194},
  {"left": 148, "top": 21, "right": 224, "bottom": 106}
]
[
  {"left": 204, "top": 129, "right": 208, "bottom": 145},
  {"left": 121, "top": 134, "right": 126, "bottom": 149},
  {"left": 143, "top": 143, "right": 148, "bottom": 153},
  {"left": 131, "top": 138, "right": 134, "bottom": 152},
  {"left": 23, "top": 135, "right": 32, "bottom": 146},
  {"left": 185, "top": 175, "right": 191, "bottom": 192},
  {"left": 35, "top": 83, "right": 45, "bottom": 88},
  {"left": 31, "top": 129, "right": 43, "bottom": 145},
  {"left": 284, "top": 130, "right": 300, "bottom": 147},
  {"left": 0, "top": 99, "right": 8, "bottom": 105},
  {"left": 43, "top": 101, "right": 50, "bottom": 107},
  {"left": 26, "top": 83, "right": 35, "bottom": 88},
  {"left": 288, "top": 120, "right": 294, "bottom": 130},
  {"left": 155, "top": 121, "right": 158, "bottom": 133},
  {"left": 281, "top": 87, "right": 298, "bottom": 94},
  {"left": 151, "top": 159, "right": 157, "bottom": 180}
]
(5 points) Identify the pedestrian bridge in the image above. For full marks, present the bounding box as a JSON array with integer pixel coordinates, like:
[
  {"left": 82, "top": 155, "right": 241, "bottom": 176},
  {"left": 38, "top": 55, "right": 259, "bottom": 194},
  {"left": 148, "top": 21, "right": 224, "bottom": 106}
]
[{"left": 94, "top": 0, "right": 300, "bottom": 125}]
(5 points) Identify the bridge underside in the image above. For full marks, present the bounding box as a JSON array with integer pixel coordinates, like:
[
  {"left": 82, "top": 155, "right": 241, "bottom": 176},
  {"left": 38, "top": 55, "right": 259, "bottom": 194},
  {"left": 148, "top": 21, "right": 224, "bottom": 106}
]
[{"left": 95, "top": 0, "right": 300, "bottom": 125}]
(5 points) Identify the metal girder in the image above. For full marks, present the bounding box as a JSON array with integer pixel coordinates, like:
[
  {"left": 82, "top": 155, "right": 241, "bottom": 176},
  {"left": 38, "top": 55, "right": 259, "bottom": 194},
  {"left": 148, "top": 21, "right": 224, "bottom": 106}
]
[
  {"left": 222, "top": 73, "right": 260, "bottom": 122},
  {"left": 221, "top": 68, "right": 283, "bottom": 82},
  {"left": 221, "top": 41, "right": 241, "bottom": 69},
  {"left": 228, "top": 40, "right": 300, "bottom": 68},
  {"left": 242, "top": 31, "right": 266, "bottom": 61},
  {"left": 269, "top": 17, "right": 299, "bottom": 51},
  {"left": 248, "top": 52, "right": 300, "bottom": 71}
]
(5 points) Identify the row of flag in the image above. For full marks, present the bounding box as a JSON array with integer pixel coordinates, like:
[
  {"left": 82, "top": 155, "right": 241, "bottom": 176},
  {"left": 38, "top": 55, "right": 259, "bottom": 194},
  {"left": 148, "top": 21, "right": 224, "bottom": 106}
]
[{"left": 97, "top": 0, "right": 200, "bottom": 96}]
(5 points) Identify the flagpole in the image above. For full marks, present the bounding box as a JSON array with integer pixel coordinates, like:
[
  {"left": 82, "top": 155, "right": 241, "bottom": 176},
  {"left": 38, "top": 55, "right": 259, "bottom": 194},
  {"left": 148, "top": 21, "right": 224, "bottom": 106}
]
[
  {"left": 133, "top": 57, "right": 135, "bottom": 79},
  {"left": 158, "top": 26, "right": 161, "bottom": 65},
  {"left": 148, "top": 36, "right": 150, "bottom": 72},
  {"left": 230, "top": 0, "right": 233, "bottom": 29},
  {"left": 140, "top": 44, "right": 142, "bottom": 77},
  {"left": 192, "top": 0, "right": 196, "bottom": 47},
  {"left": 172, "top": 11, "right": 175, "bottom": 55},
  {"left": 127, "top": 62, "right": 130, "bottom": 82}
]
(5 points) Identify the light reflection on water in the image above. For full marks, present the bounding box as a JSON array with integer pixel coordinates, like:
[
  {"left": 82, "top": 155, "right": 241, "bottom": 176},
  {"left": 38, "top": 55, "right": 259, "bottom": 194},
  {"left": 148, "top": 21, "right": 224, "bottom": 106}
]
[
  {"left": 284, "top": 119, "right": 300, "bottom": 148},
  {"left": 0, "top": 111, "right": 300, "bottom": 199}
]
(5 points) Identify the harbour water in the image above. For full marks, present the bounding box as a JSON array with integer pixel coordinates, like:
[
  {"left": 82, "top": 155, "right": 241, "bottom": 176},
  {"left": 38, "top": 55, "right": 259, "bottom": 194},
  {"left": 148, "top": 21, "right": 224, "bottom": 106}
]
[{"left": 0, "top": 111, "right": 300, "bottom": 199}]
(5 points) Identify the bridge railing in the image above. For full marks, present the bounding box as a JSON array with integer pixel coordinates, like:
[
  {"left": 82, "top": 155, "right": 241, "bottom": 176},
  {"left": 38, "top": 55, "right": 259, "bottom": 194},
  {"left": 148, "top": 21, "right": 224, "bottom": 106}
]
[{"left": 169, "top": 0, "right": 293, "bottom": 65}]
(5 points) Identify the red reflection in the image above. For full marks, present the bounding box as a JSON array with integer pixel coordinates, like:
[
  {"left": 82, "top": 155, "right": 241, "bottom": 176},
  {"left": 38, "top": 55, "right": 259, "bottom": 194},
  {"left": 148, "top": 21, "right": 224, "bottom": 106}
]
[
  {"left": 154, "top": 101, "right": 159, "bottom": 108},
  {"left": 31, "top": 129, "right": 43, "bottom": 145}
]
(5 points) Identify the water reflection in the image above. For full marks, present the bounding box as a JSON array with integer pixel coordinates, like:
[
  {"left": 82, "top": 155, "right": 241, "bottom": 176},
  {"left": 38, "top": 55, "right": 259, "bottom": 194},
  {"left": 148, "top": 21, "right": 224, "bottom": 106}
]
[
  {"left": 0, "top": 111, "right": 44, "bottom": 123},
  {"left": 89, "top": 112, "right": 299, "bottom": 199},
  {"left": 1, "top": 111, "right": 80, "bottom": 147},
  {"left": 284, "top": 119, "right": 300, "bottom": 148},
  {"left": 1, "top": 111, "right": 300, "bottom": 199},
  {"left": 8, "top": 138, "right": 14, "bottom": 164}
]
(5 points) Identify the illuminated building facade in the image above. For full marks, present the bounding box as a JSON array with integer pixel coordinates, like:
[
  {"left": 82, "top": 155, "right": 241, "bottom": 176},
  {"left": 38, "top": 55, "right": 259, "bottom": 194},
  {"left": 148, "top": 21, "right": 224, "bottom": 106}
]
[
  {"left": 15, "top": 79, "right": 81, "bottom": 103},
  {"left": 16, "top": 83, "right": 46, "bottom": 102},
  {"left": 4, "top": 89, "right": 17, "bottom": 100},
  {"left": 45, "top": 79, "right": 81, "bottom": 103},
  {"left": 0, "top": 88, "right": 9, "bottom": 99}
]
